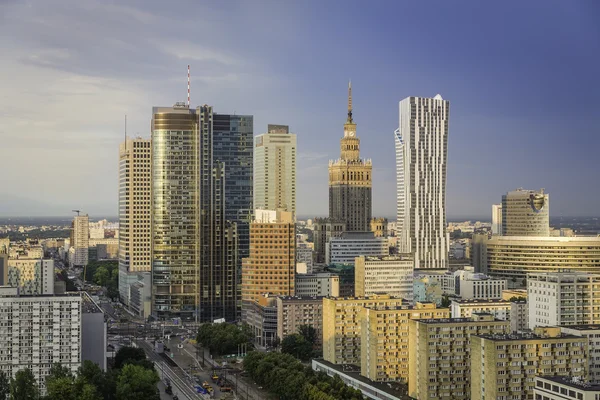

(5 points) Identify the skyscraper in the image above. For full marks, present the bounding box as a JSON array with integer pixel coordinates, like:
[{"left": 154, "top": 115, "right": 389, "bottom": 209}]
[
  {"left": 491, "top": 204, "right": 503, "bottom": 235},
  {"left": 395, "top": 95, "right": 449, "bottom": 269},
  {"left": 328, "top": 82, "right": 372, "bottom": 232},
  {"left": 253, "top": 124, "right": 297, "bottom": 216},
  {"left": 70, "top": 214, "right": 89, "bottom": 267},
  {"left": 118, "top": 137, "right": 151, "bottom": 306},
  {"left": 502, "top": 188, "right": 549, "bottom": 236}
]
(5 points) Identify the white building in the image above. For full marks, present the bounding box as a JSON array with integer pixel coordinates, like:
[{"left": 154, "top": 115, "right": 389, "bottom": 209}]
[
  {"left": 395, "top": 95, "right": 449, "bottom": 269},
  {"left": 6, "top": 258, "right": 54, "bottom": 295},
  {"left": 295, "top": 273, "right": 339, "bottom": 297},
  {"left": 510, "top": 300, "right": 529, "bottom": 332},
  {"left": 355, "top": 255, "right": 413, "bottom": 301},
  {"left": 458, "top": 273, "right": 506, "bottom": 300},
  {"left": 491, "top": 204, "right": 502, "bottom": 235},
  {"left": 70, "top": 214, "right": 89, "bottom": 267},
  {"left": 253, "top": 124, "right": 297, "bottom": 217},
  {"left": 502, "top": 188, "right": 549, "bottom": 237},
  {"left": 450, "top": 299, "right": 510, "bottom": 320},
  {"left": 326, "top": 232, "right": 388, "bottom": 265},
  {"left": 561, "top": 325, "right": 600, "bottom": 384},
  {"left": 534, "top": 376, "right": 600, "bottom": 400},
  {"left": 528, "top": 272, "right": 600, "bottom": 328}
]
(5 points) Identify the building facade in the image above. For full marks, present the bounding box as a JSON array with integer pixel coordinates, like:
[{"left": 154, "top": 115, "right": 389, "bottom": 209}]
[
  {"left": 510, "top": 300, "right": 529, "bottom": 332},
  {"left": 70, "top": 214, "right": 89, "bottom": 267},
  {"left": 118, "top": 137, "right": 152, "bottom": 306},
  {"left": 276, "top": 296, "right": 323, "bottom": 344},
  {"left": 534, "top": 376, "right": 600, "bottom": 400},
  {"left": 326, "top": 232, "right": 388, "bottom": 265},
  {"left": 313, "top": 218, "right": 345, "bottom": 264},
  {"left": 328, "top": 82, "right": 372, "bottom": 232},
  {"left": 502, "top": 188, "right": 549, "bottom": 236},
  {"left": 253, "top": 124, "right": 296, "bottom": 216},
  {"left": 492, "top": 203, "right": 503, "bottom": 235},
  {"left": 451, "top": 299, "right": 511, "bottom": 320},
  {"left": 246, "top": 295, "right": 278, "bottom": 348},
  {"left": 413, "top": 276, "right": 443, "bottom": 305},
  {"left": 6, "top": 258, "right": 54, "bottom": 294},
  {"left": 295, "top": 273, "right": 339, "bottom": 297},
  {"left": 370, "top": 218, "right": 388, "bottom": 238},
  {"left": 395, "top": 95, "right": 449, "bottom": 269},
  {"left": 561, "top": 325, "right": 600, "bottom": 384},
  {"left": 354, "top": 255, "right": 413, "bottom": 300}
]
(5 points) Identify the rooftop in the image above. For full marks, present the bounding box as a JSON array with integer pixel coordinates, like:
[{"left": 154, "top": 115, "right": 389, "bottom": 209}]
[
  {"left": 537, "top": 375, "right": 600, "bottom": 391},
  {"left": 475, "top": 332, "right": 581, "bottom": 342},
  {"left": 414, "top": 315, "right": 505, "bottom": 325},
  {"left": 560, "top": 324, "right": 600, "bottom": 331},
  {"left": 278, "top": 295, "right": 325, "bottom": 302},
  {"left": 453, "top": 299, "right": 510, "bottom": 305}
]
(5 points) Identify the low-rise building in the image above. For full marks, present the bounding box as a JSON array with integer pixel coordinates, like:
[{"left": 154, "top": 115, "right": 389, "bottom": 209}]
[
  {"left": 295, "top": 273, "right": 339, "bottom": 297},
  {"left": 276, "top": 296, "right": 323, "bottom": 344},
  {"left": 246, "top": 295, "right": 278, "bottom": 348},
  {"left": 355, "top": 255, "right": 413, "bottom": 301},
  {"left": 534, "top": 376, "right": 600, "bottom": 400},
  {"left": 326, "top": 232, "right": 388, "bottom": 265},
  {"left": 451, "top": 299, "right": 511, "bottom": 320},
  {"left": 561, "top": 325, "right": 600, "bottom": 384},
  {"left": 510, "top": 300, "right": 529, "bottom": 332}
]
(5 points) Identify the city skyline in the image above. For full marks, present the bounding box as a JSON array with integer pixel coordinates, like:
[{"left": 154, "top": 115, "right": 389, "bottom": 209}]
[{"left": 1, "top": 1, "right": 599, "bottom": 218}]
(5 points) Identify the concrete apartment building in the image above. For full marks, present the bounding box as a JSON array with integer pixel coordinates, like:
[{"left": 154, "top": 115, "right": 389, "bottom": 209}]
[
  {"left": 296, "top": 240, "right": 313, "bottom": 274},
  {"left": 510, "top": 300, "right": 529, "bottom": 332},
  {"left": 471, "top": 327, "right": 588, "bottom": 400},
  {"left": 451, "top": 299, "right": 511, "bottom": 320},
  {"left": 534, "top": 376, "right": 600, "bottom": 400},
  {"left": 70, "top": 214, "right": 89, "bottom": 267},
  {"left": 242, "top": 210, "right": 295, "bottom": 312},
  {"left": 395, "top": 95, "right": 450, "bottom": 269},
  {"left": 561, "top": 325, "right": 600, "bottom": 384},
  {"left": 295, "top": 273, "right": 339, "bottom": 297},
  {"left": 5, "top": 258, "right": 54, "bottom": 295},
  {"left": 355, "top": 255, "right": 413, "bottom": 301},
  {"left": 528, "top": 272, "right": 600, "bottom": 328},
  {"left": 276, "top": 296, "right": 323, "bottom": 344},
  {"left": 492, "top": 203, "right": 503, "bottom": 235},
  {"left": 502, "top": 188, "right": 549, "bottom": 236},
  {"left": 313, "top": 218, "right": 346, "bottom": 265},
  {"left": 326, "top": 232, "right": 388, "bottom": 265},
  {"left": 408, "top": 313, "right": 510, "bottom": 400},
  {"left": 253, "top": 124, "right": 297, "bottom": 217},
  {"left": 360, "top": 302, "right": 450, "bottom": 383},
  {"left": 117, "top": 136, "right": 152, "bottom": 308}
]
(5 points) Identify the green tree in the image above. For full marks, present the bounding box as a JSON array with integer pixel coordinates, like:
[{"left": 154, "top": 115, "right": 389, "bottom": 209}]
[
  {"left": 0, "top": 371, "right": 9, "bottom": 400},
  {"left": 196, "top": 323, "right": 252, "bottom": 356},
  {"left": 298, "top": 325, "right": 317, "bottom": 344},
  {"left": 46, "top": 376, "right": 75, "bottom": 400},
  {"left": 508, "top": 296, "right": 527, "bottom": 302},
  {"left": 93, "top": 266, "right": 110, "bottom": 287},
  {"left": 74, "top": 361, "right": 105, "bottom": 400},
  {"left": 10, "top": 368, "right": 39, "bottom": 400},
  {"left": 116, "top": 364, "right": 159, "bottom": 400},
  {"left": 281, "top": 334, "right": 312, "bottom": 361},
  {"left": 440, "top": 295, "right": 451, "bottom": 308},
  {"left": 113, "top": 347, "right": 148, "bottom": 369}
]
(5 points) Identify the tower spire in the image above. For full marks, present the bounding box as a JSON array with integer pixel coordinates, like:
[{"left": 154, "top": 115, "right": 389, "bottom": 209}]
[{"left": 347, "top": 80, "right": 353, "bottom": 123}]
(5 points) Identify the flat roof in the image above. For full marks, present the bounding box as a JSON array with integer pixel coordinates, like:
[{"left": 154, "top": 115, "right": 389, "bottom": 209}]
[
  {"left": 537, "top": 376, "right": 600, "bottom": 391},
  {"left": 453, "top": 299, "right": 510, "bottom": 304},
  {"left": 560, "top": 324, "right": 600, "bottom": 331},
  {"left": 475, "top": 333, "right": 582, "bottom": 341},
  {"left": 414, "top": 316, "right": 505, "bottom": 324}
]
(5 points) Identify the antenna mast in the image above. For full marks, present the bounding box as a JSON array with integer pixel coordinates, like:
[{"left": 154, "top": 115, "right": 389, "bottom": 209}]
[{"left": 187, "top": 65, "right": 190, "bottom": 107}]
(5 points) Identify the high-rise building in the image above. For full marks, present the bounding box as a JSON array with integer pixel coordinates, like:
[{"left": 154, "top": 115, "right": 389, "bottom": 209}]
[
  {"left": 409, "top": 313, "right": 510, "bottom": 400},
  {"left": 118, "top": 137, "right": 152, "bottom": 306},
  {"left": 70, "top": 214, "right": 89, "bottom": 267},
  {"left": 491, "top": 204, "right": 503, "bottom": 235},
  {"left": 6, "top": 258, "right": 54, "bottom": 294},
  {"left": 395, "top": 95, "right": 450, "bottom": 269},
  {"left": 254, "top": 124, "right": 296, "bottom": 216},
  {"left": 328, "top": 82, "right": 372, "bottom": 232},
  {"left": 354, "top": 255, "right": 414, "bottom": 300},
  {"left": 502, "top": 188, "right": 549, "bottom": 236},
  {"left": 241, "top": 209, "right": 295, "bottom": 310},
  {"left": 313, "top": 218, "right": 345, "bottom": 264},
  {"left": 276, "top": 296, "right": 323, "bottom": 344}
]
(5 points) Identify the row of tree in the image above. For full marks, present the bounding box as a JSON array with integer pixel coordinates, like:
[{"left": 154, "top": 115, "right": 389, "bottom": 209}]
[
  {"left": 280, "top": 325, "right": 320, "bottom": 361},
  {"left": 86, "top": 260, "right": 119, "bottom": 300},
  {"left": 196, "top": 322, "right": 253, "bottom": 356},
  {"left": 243, "top": 352, "right": 363, "bottom": 400}
]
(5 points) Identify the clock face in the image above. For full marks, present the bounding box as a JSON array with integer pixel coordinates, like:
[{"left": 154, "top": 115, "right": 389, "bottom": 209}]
[{"left": 346, "top": 129, "right": 355, "bottom": 137}]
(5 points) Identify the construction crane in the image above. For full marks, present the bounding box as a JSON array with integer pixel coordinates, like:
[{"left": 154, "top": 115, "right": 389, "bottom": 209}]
[{"left": 72, "top": 209, "right": 81, "bottom": 216}]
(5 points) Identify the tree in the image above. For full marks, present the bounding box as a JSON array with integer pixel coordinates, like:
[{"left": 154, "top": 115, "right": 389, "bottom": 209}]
[
  {"left": 196, "top": 323, "right": 252, "bottom": 356},
  {"left": 0, "top": 371, "right": 9, "bottom": 400},
  {"left": 116, "top": 364, "right": 159, "bottom": 400},
  {"left": 298, "top": 325, "right": 317, "bottom": 344},
  {"left": 113, "top": 347, "right": 148, "bottom": 369},
  {"left": 281, "top": 334, "right": 312, "bottom": 361},
  {"left": 46, "top": 376, "right": 75, "bottom": 400},
  {"left": 508, "top": 296, "right": 527, "bottom": 302},
  {"left": 441, "top": 295, "right": 451, "bottom": 308},
  {"left": 10, "top": 368, "right": 39, "bottom": 400},
  {"left": 74, "top": 361, "right": 105, "bottom": 400},
  {"left": 93, "top": 267, "right": 110, "bottom": 287}
]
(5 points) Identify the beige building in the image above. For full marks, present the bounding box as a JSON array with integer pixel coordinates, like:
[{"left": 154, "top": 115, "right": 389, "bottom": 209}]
[
  {"left": 370, "top": 218, "right": 388, "bottom": 238},
  {"left": 242, "top": 210, "right": 295, "bottom": 311},
  {"left": 276, "top": 296, "right": 323, "bottom": 344},
  {"left": 471, "top": 327, "right": 588, "bottom": 400},
  {"left": 253, "top": 124, "right": 297, "bottom": 217},
  {"left": 561, "top": 325, "right": 600, "bottom": 384},
  {"left": 451, "top": 299, "right": 511, "bottom": 320},
  {"left": 492, "top": 203, "right": 502, "bottom": 235},
  {"left": 502, "top": 288, "right": 527, "bottom": 300},
  {"left": 70, "top": 214, "right": 89, "bottom": 267},
  {"left": 6, "top": 258, "right": 54, "bottom": 295},
  {"left": 510, "top": 300, "right": 529, "bottom": 332},
  {"left": 313, "top": 218, "right": 346, "bottom": 265},
  {"left": 360, "top": 302, "right": 449, "bottom": 382},
  {"left": 534, "top": 376, "right": 600, "bottom": 400},
  {"left": 502, "top": 188, "right": 549, "bottom": 236},
  {"left": 118, "top": 137, "right": 152, "bottom": 305},
  {"left": 295, "top": 273, "right": 339, "bottom": 297},
  {"left": 355, "top": 255, "right": 413, "bottom": 300},
  {"left": 409, "top": 313, "right": 510, "bottom": 400}
]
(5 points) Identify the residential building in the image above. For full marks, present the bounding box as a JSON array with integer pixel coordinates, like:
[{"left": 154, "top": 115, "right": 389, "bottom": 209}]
[
  {"left": 370, "top": 218, "right": 388, "bottom": 238},
  {"left": 324, "top": 264, "right": 355, "bottom": 297},
  {"left": 492, "top": 203, "right": 503, "bottom": 235},
  {"left": 313, "top": 218, "right": 345, "bottom": 264},
  {"left": 502, "top": 188, "right": 549, "bottom": 236},
  {"left": 118, "top": 137, "right": 151, "bottom": 306},
  {"left": 511, "top": 300, "right": 529, "bottom": 332},
  {"left": 528, "top": 272, "right": 600, "bottom": 328},
  {"left": 70, "top": 214, "right": 89, "bottom": 267},
  {"left": 534, "top": 376, "right": 600, "bottom": 400},
  {"left": 408, "top": 313, "right": 510, "bottom": 400},
  {"left": 451, "top": 299, "right": 511, "bottom": 320},
  {"left": 413, "top": 276, "right": 442, "bottom": 305},
  {"left": 328, "top": 82, "right": 372, "bottom": 232},
  {"left": 326, "top": 232, "right": 388, "bottom": 265},
  {"left": 242, "top": 209, "right": 295, "bottom": 311},
  {"left": 6, "top": 258, "right": 54, "bottom": 294},
  {"left": 395, "top": 95, "right": 450, "bottom": 269},
  {"left": 246, "top": 295, "right": 278, "bottom": 348},
  {"left": 360, "top": 302, "right": 450, "bottom": 382},
  {"left": 296, "top": 241, "right": 314, "bottom": 274},
  {"left": 473, "top": 235, "right": 600, "bottom": 282},
  {"left": 295, "top": 273, "right": 339, "bottom": 297},
  {"left": 253, "top": 124, "right": 296, "bottom": 216},
  {"left": 0, "top": 238, "right": 8, "bottom": 254},
  {"left": 470, "top": 327, "right": 588, "bottom": 400},
  {"left": 355, "top": 255, "right": 413, "bottom": 300},
  {"left": 276, "top": 296, "right": 323, "bottom": 344},
  {"left": 561, "top": 325, "right": 600, "bottom": 384}
]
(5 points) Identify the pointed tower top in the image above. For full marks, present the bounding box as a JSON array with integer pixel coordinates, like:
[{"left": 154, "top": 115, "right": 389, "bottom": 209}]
[{"left": 347, "top": 80, "right": 353, "bottom": 123}]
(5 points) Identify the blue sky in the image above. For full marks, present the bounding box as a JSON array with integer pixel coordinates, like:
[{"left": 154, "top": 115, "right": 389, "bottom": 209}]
[{"left": 0, "top": 1, "right": 598, "bottom": 218}]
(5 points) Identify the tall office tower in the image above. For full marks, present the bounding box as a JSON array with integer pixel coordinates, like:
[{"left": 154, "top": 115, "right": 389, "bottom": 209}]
[
  {"left": 502, "top": 188, "right": 549, "bottom": 236},
  {"left": 254, "top": 124, "right": 297, "bottom": 216},
  {"left": 313, "top": 218, "right": 346, "bottom": 264},
  {"left": 70, "top": 214, "right": 89, "bottom": 267},
  {"left": 118, "top": 137, "right": 152, "bottom": 306},
  {"left": 491, "top": 204, "right": 502, "bottom": 235},
  {"left": 395, "top": 95, "right": 450, "bottom": 269},
  {"left": 241, "top": 210, "right": 295, "bottom": 310},
  {"left": 328, "top": 82, "right": 372, "bottom": 232}
]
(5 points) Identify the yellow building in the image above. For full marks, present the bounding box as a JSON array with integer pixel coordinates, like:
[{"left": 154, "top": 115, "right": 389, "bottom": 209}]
[
  {"left": 360, "top": 302, "right": 449, "bottom": 382},
  {"left": 323, "top": 295, "right": 408, "bottom": 365},
  {"left": 370, "top": 218, "right": 388, "bottom": 238},
  {"left": 408, "top": 313, "right": 510, "bottom": 400},
  {"left": 471, "top": 327, "right": 588, "bottom": 400}
]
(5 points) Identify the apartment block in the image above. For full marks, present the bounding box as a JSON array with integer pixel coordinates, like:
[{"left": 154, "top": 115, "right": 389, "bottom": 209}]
[
  {"left": 451, "top": 299, "right": 511, "bottom": 320},
  {"left": 6, "top": 258, "right": 54, "bottom": 294},
  {"left": 409, "top": 313, "right": 510, "bottom": 400},
  {"left": 471, "top": 327, "right": 588, "bottom": 400},
  {"left": 70, "top": 214, "right": 89, "bottom": 267},
  {"left": 355, "top": 255, "right": 413, "bottom": 301},
  {"left": 534, "top": 376, "right": 600, "bottom": 400},
  {"left": 326, "top": 232, "right": 388, "bottom": 265},
  {"left": 360, "top": 302, "right": 449, "bottom": 382},
  {"left": 295, "top": 273, "right": 339, "bottom": 297},
  {"left": 511, "top": 300, "right": 529, "bottom": 332},
  {"left": 276, "top": 296, "right": 323, "bottom": 344},
  {"left": 561, "top": 325, "right": 600, "bottom": 384},
  {"left": 528, "top": 272, "right": 600, "bottom": 328}
]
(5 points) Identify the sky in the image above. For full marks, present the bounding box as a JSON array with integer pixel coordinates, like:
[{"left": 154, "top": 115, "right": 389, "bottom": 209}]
[{"left": 0, "top": 1, "right": 599, "bottom": 219}]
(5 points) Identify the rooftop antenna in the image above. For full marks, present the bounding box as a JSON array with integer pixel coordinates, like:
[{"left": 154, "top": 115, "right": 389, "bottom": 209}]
[{"left": 187, "top": 65, "right": 190, "bottom": 107}]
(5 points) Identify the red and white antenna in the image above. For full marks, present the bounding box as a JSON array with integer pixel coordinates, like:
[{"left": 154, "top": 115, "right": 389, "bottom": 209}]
[{"left": 187, "top": 65, "right": 190, "bottom": 107}]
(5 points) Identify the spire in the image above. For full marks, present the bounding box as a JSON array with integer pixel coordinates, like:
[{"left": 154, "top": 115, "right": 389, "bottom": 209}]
[{"left": 347, "top": 80, "right": 353, "bottom": 123}]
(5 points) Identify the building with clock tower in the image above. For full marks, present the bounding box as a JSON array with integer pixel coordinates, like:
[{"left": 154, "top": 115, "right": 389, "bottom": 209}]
[{"left": 328, "top": 82, "right": 372, "bottom": 232}]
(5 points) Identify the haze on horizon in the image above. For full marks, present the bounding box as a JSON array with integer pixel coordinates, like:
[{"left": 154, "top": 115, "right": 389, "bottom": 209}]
[{"left": 0, "top": 1, "right": 599, "bottom": 219}]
